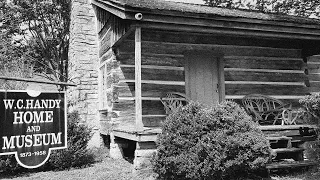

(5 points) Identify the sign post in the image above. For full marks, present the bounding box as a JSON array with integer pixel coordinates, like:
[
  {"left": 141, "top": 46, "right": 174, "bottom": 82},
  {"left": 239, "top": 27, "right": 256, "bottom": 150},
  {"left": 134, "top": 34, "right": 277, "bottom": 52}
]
[{"left": 0, "top": 90, "right": 67, "bottom": 168}]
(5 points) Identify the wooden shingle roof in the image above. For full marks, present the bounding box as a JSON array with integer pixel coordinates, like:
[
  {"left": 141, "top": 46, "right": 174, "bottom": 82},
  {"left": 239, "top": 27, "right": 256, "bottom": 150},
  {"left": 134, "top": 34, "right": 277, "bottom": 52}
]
[
  {"left": 98, "top": 0, "right": 320, "bottom": 25},
  {"left": 93, "top": 0, "right": 320, "bottom": 40}
]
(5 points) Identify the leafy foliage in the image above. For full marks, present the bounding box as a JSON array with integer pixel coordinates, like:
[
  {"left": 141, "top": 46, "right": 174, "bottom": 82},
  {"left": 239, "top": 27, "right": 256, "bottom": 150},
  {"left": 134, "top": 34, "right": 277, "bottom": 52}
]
[
  {"left": 153, "top": 101, "right": 271, "bottom": 180},
  {"left": 299, "top": 93, "right": 320, "bottom": 163},
  {"left": 0, "top": 155, "right": 23, "bottom": 174},
  {"left": 0, "top": 0, "right": 71, "bottom": 90},
  {"left": 0, "top": 1, "right": 35, "bottom": 90},
  {"left": 300, "top": 92, "right": 320, "bottom": 118},
  {"left": 203, "top": 0, "right": 320, "bottom": 18},
  {"left": 47, "top": 111, "right": 95, "bottom": 170},
  {"left": 0, "top": 42, "right": 34, "bottom": 90}
]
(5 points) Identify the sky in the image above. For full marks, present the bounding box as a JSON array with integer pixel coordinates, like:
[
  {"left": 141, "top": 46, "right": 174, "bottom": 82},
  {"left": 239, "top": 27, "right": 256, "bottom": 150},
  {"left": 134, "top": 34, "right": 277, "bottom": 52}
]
[{"left": 165, "top": 0, "right": 205, "bottom": 4}]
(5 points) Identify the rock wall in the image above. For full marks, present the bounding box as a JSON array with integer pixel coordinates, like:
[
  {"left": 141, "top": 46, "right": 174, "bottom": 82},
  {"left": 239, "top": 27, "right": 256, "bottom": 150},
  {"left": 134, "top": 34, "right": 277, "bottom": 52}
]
[{"left": 68, "top": 0, "right": 100, "bottom": 147}]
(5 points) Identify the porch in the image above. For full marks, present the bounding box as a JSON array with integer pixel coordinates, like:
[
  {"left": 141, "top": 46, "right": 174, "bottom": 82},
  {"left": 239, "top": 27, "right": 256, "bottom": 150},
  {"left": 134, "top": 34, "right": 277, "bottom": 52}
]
[{"left": 112, "top": 123, "right": 319, "bottom": 172}]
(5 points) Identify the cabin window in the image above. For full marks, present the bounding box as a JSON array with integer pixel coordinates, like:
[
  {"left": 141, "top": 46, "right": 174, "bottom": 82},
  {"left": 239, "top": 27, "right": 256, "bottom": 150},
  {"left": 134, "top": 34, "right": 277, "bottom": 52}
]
[{"left": 98, "top": 63, "right": 108, "bottom": 110}]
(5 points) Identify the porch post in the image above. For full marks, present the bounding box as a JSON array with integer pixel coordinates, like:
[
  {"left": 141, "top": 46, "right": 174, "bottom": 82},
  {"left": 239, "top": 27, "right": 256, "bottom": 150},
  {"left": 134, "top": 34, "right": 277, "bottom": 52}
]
[{"left": 135, "top": 26, "right": 143, "bottom": 131}]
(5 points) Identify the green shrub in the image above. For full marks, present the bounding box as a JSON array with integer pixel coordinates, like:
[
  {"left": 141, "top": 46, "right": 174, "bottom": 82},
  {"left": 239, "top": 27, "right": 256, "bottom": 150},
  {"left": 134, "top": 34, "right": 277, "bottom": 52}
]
[
  {"left": 0, "top": 155, "right": 23, "bottom": 174},
  {"left": 299, "top": 93, "right": 320, "bottom": 160},
  {"left": 47, "top": 111, "right": 95, "bottom": 170},
  {"left": 299, "top": 92, "right": 320, "bottom": 121},
  {"left": 153, "top": 101, "right": 271, "bottom": 180}
]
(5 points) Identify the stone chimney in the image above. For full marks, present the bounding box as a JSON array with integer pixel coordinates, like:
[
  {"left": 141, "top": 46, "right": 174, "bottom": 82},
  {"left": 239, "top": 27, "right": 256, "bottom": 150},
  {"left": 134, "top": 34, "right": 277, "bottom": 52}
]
[{"left": 68, "top": 0, "right": 100, "bottom": 147}]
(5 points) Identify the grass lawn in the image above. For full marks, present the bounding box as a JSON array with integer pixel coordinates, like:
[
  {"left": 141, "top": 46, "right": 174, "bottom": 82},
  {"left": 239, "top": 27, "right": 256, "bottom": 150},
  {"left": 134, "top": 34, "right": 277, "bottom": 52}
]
[
  {"left": 0, "top": 157, "right": 136, "bottom": 180},
  {"left": 0, "top": 151, "right": 319, "bottom": 180},
  {"left": 1, "top": 160, "right": 320, "bottom": 180}
]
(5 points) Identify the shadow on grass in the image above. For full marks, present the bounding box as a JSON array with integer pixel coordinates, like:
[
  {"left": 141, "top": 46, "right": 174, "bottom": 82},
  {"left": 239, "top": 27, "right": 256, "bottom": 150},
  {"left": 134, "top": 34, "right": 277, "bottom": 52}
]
[{"left": 0, "top": 168, "right": 41, "bottom": 179}]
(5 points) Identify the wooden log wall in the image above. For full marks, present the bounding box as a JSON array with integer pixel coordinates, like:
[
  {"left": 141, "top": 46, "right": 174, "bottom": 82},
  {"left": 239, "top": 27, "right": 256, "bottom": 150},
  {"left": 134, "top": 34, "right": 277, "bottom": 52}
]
[
  {"left": 95, "top": 6, "right": 109, "bottom": 35},
  {"left": 114, "top": 29, "right": 311, "bottom": 129},
  {"left": 96, "top": 10, "right": 132, "bottom": 134},
  {"left": 307, "top": 55, "right": 320, "bottom": 93},
  {"left": 114, "top": 52, "right": 185, "bottom": 128},
  {"left": 97, "top": 8, "right": 130, "bottom": 58}
]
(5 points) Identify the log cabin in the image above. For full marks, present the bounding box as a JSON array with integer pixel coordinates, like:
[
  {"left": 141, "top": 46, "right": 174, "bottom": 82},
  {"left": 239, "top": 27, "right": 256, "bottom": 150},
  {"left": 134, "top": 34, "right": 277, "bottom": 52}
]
[{"left": 88, "top": 0, "right": 320, "bottom": 173}]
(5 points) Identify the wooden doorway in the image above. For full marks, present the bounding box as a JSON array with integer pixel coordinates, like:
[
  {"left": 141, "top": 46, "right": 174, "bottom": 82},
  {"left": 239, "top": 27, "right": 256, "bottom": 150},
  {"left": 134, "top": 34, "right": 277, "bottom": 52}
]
[{"left": 185, "top": 52, "right": 225, "bottom": 106}]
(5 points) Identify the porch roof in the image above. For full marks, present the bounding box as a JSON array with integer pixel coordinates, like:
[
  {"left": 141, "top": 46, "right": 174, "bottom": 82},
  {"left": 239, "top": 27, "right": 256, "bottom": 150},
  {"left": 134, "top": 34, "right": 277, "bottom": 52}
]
[
  {"left": 92, "top": 0, "right": 320, "bottom": 40},
  {"left": 93, "top": 0, "right": 320, "bottom": 25}
]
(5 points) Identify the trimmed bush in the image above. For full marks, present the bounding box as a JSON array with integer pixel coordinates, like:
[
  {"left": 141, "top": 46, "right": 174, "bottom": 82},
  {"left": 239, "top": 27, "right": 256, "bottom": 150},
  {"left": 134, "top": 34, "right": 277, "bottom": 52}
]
[
  {"left": 0, "top": 155, "right": 23, "bottom": 174},
  {"left": 153, "top": 101, "right": 271, "bottom": 180},
  {"left": 47, "top": 111, "right": 95, "bottom": 170},
  {"left": 299, "top": 92, "right": 320, "bottom": 121},
  {"left": 299, "top": 93, "right": 320, "bottom": 160}
]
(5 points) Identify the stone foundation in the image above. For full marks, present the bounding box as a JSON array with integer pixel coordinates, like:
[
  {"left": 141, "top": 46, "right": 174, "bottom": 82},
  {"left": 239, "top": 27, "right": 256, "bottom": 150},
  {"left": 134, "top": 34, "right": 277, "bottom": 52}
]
[
  {"left": 133, "top": 142, "right": 157, "bottom": 173},
  {"left": 109, "top": 133, "right": 130, "bottom": 159}
]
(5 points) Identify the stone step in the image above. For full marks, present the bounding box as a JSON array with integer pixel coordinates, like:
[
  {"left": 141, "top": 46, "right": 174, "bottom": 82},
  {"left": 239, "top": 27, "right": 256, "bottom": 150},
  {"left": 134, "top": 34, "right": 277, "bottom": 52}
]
[
  {"left": 291, "top": 135, "right": 317, "bottom": 143},
  {"left": 261, "top": 125, "right": 318, "bottom": 138},
  {"left": 266, "top": 136, "right": 292, "bottom": 141},
  {"left": 267, "top": 136, "right": 292, "bottom": 148},
  {"left": 259, "top": 125, "right": 318, "bottom": 131},
  {"left": 266, "top": 160, "right": 317, "bottom": 169},
  {"left": 272, "top": 147, "right": 304, "bottom": 154}
]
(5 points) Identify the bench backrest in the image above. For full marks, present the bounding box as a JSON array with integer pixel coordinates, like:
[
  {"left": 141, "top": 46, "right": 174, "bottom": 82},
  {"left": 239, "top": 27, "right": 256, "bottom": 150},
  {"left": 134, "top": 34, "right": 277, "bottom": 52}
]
[
  {"left": 160, "top": 92, "right": 189, "bottom": 115},
  {"left": 242, "top": 94, "right": 285, "bottom": 120}
]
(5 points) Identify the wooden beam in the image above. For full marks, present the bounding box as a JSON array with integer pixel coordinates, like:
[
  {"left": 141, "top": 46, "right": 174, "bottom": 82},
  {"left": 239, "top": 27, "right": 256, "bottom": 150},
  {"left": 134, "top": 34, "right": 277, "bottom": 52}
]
[
  {"left": 112, "top": 128, "right": 161, "bottom": 142},
  {"left": 112, "top": 130, "right": 159, "bottom": 142},
  {"left": 129, "top": 39, "right": 301, "bottom": 53},
  {"left": 142, "top": 115, "right": 166, "bottom": 118},
  {"left": 137, "top": 14, "right": 320, "bottom": 36},
  {"left": 137, "top": 29, "right": 306, "bottom": 50},
  {"left": 113, "top": 26, "right": 135, "bottom": 48},
  {"left": 99, "top": 25, "right": 111, "bottom": 41},
  {"left": 118, "top": 52, "right": 184, "bottom": 58},
  {"left": 120, "top": 79, "right": 185, "bottom": 86},
  {"left": 0, "top": 76, "right": 76, "bottom": 87},
  {"left": 119, "top": 96, "right": 306, "bottom": 101},
  {"left": 119, "top": 97, "right": 185, "bottom": 101},
  {"left": 272, "top": 147, "right": 305, "bottom": 154},
  {"left": 120, "top": 39, "right": 301, "bottom": 58},
  {"left": 137, "top": 22, "right": 320, "bottom": 41},
  {"left": 259, "top": 125, "right": 318, "bottom": 131},
  {"left": 218, "top": 57, "right": 225, "bottom": 102},
  {"left": 98, "top": 64, "right": 103, "bottom": 110},
  {"left": 224, "top": 56, "right": 302, "bottom": 61},
  {"left": 225, "top": 81, "right": 305, "bottom": 86},
  {"left": 225, "top": 95, "right": 307, "bottom": 100},
  {"left": 266, "top": 160, "right": 317, "bottom": 169},
  {"left": 91, "top": 0, "right": 128, "bottom": 19},
  {"left": 225, "top": 68, "right": 304, "bottom": 74},
  {"left": 135, "top": 26, "right": 143, "bottom": 131},
  {"left": 120, "top": 64, "right": 184, "bottom": 71},
  {"left": 119, "top": 80, "right": 304, "bottom": 86}
]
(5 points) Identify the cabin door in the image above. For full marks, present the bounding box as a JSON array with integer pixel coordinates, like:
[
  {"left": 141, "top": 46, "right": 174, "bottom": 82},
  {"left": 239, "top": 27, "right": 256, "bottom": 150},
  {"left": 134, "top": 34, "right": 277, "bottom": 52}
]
[{"left": 185, "top": 53, "right": 224, "bottom": 106}]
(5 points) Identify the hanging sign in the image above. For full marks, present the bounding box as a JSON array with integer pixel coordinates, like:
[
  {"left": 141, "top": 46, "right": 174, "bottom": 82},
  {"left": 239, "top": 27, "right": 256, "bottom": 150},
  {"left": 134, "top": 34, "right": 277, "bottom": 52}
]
[{"left": 0, "top": 90, "right": 67, "bottom": 168}]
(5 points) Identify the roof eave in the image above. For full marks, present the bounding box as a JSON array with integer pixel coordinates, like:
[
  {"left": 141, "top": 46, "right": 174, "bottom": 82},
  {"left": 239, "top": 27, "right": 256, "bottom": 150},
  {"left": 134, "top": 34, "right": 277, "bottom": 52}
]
[
  {"left": 92, "top": 0, "right": 320, "bottom": 40},
  {"left": 92, "top": 0, "right": 135, "bottom": 19}
]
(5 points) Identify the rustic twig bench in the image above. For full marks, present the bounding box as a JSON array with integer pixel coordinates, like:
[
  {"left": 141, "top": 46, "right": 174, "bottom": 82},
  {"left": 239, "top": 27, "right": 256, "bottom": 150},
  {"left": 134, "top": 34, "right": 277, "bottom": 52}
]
[
  {"left": 242, "top": 94, "right": 299, "bottom": 125},
  {"left": 160, "top": 92, "right": 189, "bottom": 115}
]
